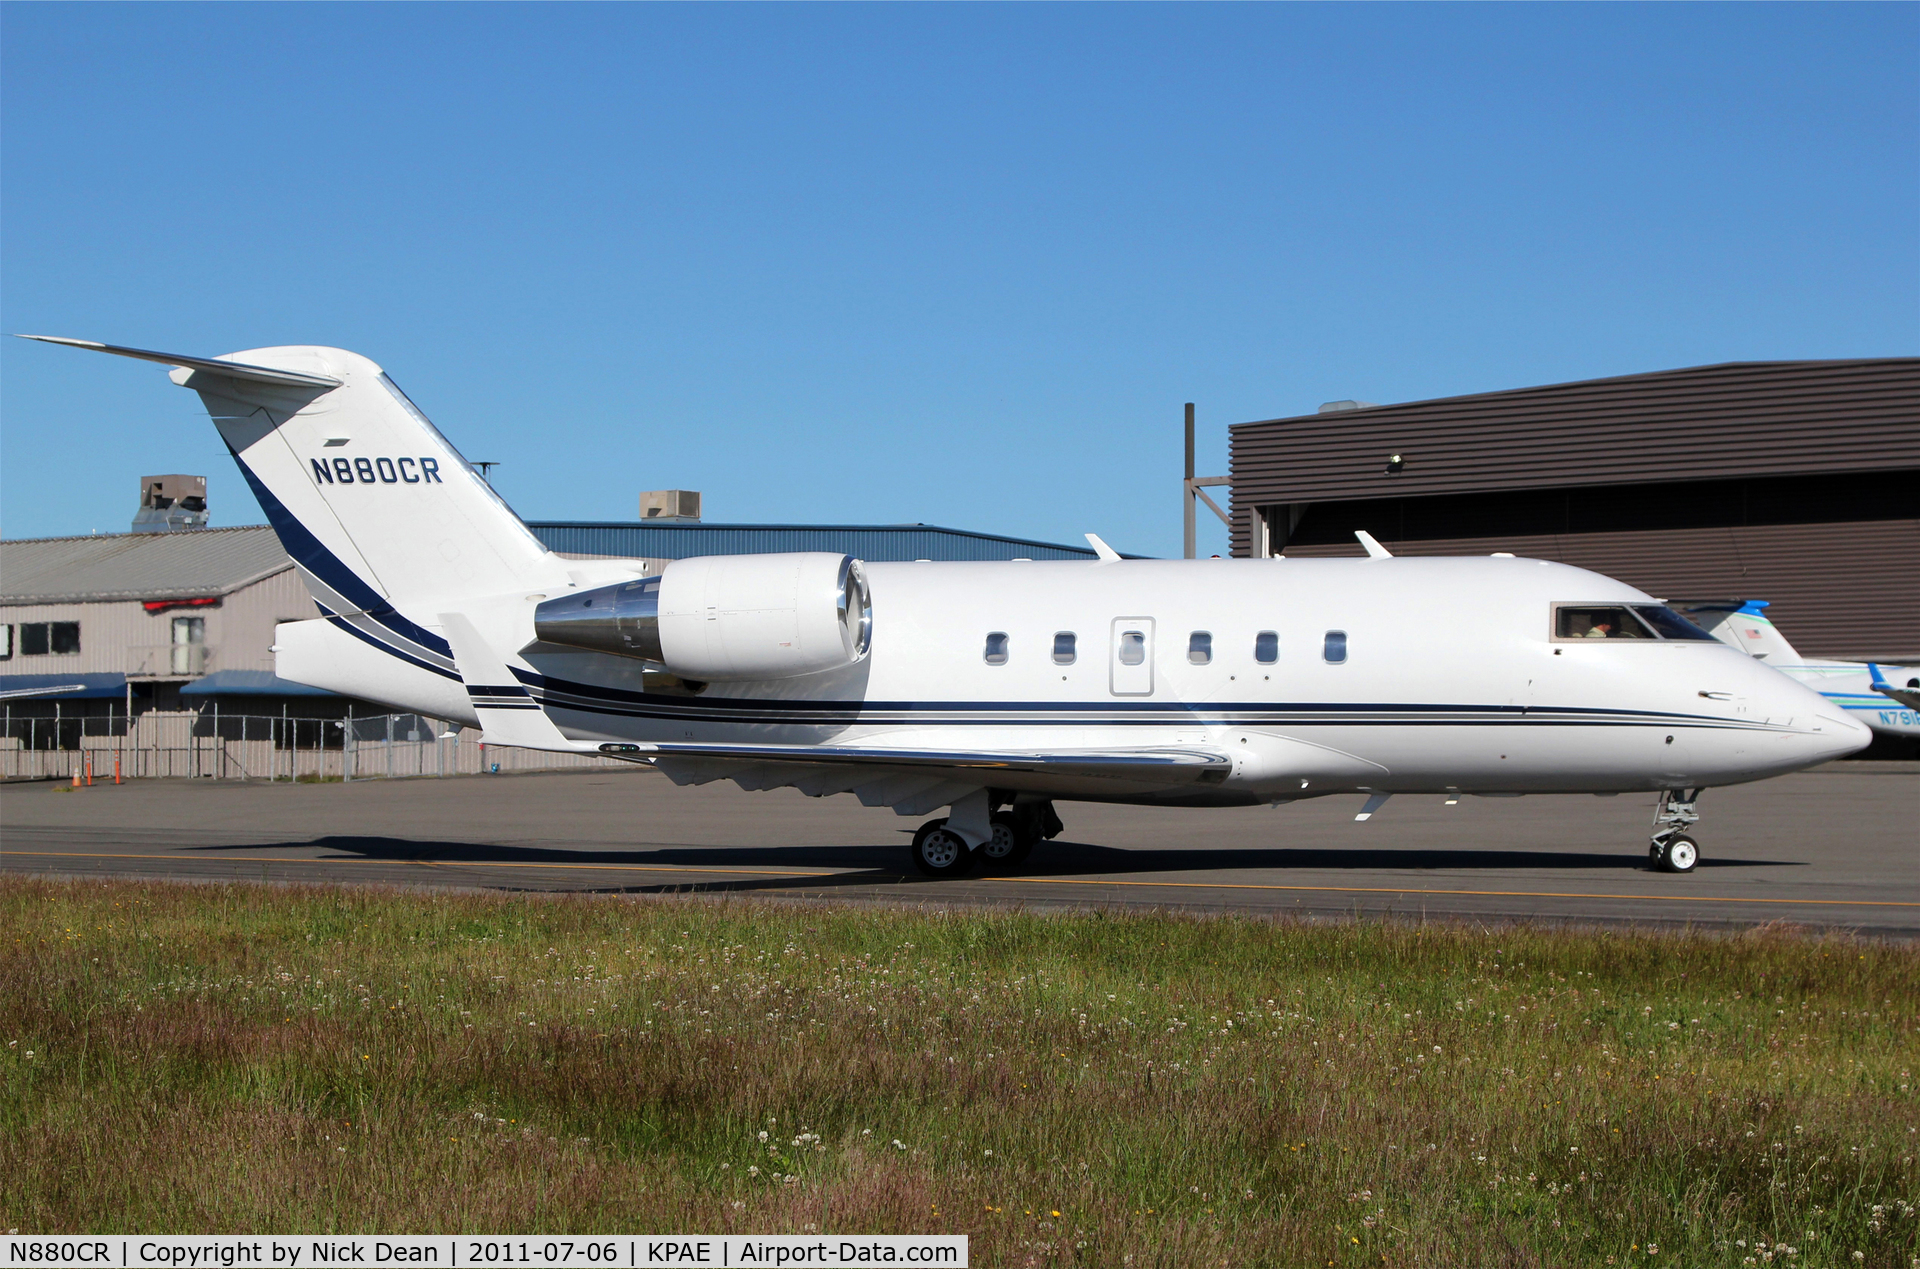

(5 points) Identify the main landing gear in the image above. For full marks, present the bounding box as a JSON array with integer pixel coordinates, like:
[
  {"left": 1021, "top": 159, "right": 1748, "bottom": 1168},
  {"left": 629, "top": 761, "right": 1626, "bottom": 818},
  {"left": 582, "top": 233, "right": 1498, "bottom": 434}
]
[
  {"left": 910, "top": 800, "right": 1063, "bottom": 877},
  {"left": 1649, "top": 788, "right": 1703, "bottom": 873}
]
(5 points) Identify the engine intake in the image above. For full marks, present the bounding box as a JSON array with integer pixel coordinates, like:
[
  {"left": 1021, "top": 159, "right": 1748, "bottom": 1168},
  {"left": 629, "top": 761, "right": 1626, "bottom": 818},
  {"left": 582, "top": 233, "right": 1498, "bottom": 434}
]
[{"left": 534, "top": 553, "right": 871, "bottom": 681}]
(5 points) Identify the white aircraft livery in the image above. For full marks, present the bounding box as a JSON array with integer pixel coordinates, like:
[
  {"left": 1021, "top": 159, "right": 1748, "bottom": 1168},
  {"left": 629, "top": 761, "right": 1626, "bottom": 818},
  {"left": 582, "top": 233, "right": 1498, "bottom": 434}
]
[
  {"left": 1678, "top": 600, "right": 1920, "bottom": 742},
  {"left": 24, "top": 337, "right": 1873, "bottom": 876}
]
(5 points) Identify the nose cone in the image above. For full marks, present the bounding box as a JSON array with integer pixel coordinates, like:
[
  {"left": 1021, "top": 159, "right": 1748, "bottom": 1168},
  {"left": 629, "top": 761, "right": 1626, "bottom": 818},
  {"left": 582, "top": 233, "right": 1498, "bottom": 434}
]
[
  {"left": 1805, "top": 702, "right": 1874, "bottom": 763},
  {"left": 1760, "top": 668, "right": 1875, "bottom": 765}
]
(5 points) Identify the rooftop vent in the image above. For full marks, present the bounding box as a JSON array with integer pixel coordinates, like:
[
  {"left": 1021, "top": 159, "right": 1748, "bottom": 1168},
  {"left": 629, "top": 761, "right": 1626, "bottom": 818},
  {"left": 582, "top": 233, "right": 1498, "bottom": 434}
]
[
  {"left": 1318, "top": 400, "right": 1380, "bottom": 414},
  {"left": 132, "top": 474, "right": 209, "bottom": 533},
  {"left": 640, "top": 489, "right": 701, "bottom": 522}
]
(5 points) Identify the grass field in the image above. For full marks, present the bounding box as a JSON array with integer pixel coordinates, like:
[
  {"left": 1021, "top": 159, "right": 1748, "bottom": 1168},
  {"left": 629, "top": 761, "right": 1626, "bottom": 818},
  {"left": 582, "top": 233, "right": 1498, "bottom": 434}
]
[{"left": 1, "top": 878, "right": 1915, "bottom": 1267}]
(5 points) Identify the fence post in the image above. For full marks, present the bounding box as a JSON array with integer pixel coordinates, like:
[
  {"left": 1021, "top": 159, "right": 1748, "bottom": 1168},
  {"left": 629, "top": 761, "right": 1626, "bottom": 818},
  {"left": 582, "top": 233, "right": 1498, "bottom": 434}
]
[{"left": 386, "top": 713, "right": 394, "bottom": 779}]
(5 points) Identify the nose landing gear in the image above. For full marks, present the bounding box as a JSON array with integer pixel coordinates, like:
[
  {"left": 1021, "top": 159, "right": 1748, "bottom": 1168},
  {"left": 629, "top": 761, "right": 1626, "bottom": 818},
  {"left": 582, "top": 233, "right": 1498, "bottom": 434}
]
[{"left": 1649, "top": 788, "right": 1702, "bottom": 873}]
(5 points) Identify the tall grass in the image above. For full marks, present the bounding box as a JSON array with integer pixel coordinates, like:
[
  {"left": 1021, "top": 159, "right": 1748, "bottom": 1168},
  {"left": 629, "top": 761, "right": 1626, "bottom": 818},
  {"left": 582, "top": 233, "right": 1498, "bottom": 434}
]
[{"left": 1, "top": 878, "right": 1915, "bottom": 1267}]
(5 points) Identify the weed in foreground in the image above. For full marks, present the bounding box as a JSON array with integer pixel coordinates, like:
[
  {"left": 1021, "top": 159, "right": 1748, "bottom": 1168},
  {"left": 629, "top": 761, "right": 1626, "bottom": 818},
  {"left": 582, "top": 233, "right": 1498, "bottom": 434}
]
[{"left": 0, "top": 878, "right": 1915, "bottom": 1267}]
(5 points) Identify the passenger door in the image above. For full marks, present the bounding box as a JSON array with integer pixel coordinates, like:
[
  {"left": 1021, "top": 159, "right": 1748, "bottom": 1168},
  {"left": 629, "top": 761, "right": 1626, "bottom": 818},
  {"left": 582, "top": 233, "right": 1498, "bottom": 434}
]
[{"left": 1110, "top": 617, "right": 1155, "bottom": 697}]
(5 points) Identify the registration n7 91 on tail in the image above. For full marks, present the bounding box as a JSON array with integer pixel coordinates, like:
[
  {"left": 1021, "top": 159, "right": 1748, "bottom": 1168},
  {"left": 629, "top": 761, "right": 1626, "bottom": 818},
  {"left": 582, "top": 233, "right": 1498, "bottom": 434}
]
[{"left": 23, "top": 337, "right": 1872, "bottom": 875}]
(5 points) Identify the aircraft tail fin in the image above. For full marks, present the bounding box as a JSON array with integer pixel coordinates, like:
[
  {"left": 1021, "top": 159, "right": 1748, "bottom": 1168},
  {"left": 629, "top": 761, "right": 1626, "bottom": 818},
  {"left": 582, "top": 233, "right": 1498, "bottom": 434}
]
[
  {"left": 1680, "top": 599, "right": 1805, "bottom": 664},
  {"left": 21, "top": 337, "right": 560, "bottom": 670}
]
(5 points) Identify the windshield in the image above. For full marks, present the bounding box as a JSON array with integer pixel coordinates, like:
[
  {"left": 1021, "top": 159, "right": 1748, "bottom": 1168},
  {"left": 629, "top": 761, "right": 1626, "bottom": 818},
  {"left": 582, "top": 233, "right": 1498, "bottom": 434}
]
[
  {"left": 1555, "top": 606, "right": 1654, "bottom": 639},
  {"left": 1631, "top": 605, "right": 1721, "bottom": 642}
]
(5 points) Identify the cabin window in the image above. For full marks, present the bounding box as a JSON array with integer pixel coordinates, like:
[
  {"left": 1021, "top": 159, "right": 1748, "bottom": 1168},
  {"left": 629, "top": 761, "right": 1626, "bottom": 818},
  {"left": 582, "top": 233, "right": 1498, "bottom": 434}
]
[
  {"left": 1052, "top": 632, "right": 1076, "bottom": 665},
  {"left": 1254, "top": 631, "right": 1279, "bottom": 664},
  {"left": 1554, "top": 605, "right": 1654, "bottom": 640},
  {"left": 19, "top": 622, "right": 79, "bottom": 656},
  {"left": 1118, "top": 630, "right": 1146, "bottom": 666},
  {"left": 1323, "top": 630, "right": 1347, "bottom": 664},
  {"left": 983, "top": 632, "right": 1010, "bottom": 665},
  {"left": 1188, "top": 631, "right": 1212, "bottom": 665},
  {"left": 1631, "top": 605, "right": 1720, "bottom": 642}
]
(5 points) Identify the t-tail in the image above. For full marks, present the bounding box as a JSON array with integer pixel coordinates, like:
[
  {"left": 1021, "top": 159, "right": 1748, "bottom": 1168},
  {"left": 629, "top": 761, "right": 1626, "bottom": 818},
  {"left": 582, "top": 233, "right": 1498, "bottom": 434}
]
[{"left": 16, "top": 336, "right": 564, "bottom": 705}]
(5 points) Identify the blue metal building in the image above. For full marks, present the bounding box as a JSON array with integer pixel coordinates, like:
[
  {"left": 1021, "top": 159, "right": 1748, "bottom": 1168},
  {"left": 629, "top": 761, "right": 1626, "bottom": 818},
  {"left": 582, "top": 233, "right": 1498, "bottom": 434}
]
[{"left": 527, "top": 522, "right": 1139, "bottom": 561}]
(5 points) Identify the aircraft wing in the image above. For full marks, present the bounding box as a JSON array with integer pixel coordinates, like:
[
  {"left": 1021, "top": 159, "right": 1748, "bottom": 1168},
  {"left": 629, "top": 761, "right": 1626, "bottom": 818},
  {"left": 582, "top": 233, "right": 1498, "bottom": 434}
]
[
  {"left": 634, "top": 739, "right": 1230, "bottom": 779},
  {"left": 637, "top": 741, "right": 1232, "bottom": 816},
  {"left": 0, "top": 683, "right": 87, "bottom": 702}
]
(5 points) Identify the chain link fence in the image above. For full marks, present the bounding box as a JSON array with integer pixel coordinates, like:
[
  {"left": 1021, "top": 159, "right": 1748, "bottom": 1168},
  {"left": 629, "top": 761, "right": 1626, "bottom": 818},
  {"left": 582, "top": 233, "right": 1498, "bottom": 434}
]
[{"left": 1, "top": 709, "right": 628, "bottom": 782}]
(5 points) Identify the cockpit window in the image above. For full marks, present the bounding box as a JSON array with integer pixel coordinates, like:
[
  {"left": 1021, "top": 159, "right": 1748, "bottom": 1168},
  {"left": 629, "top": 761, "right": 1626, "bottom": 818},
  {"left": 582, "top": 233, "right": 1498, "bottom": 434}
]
[
  {"left": 1555, "top": 606, "right": 1653, "bottom": 640},
  {"left": 1631, "top": 605, "right": 1721, "bottom": 641}
]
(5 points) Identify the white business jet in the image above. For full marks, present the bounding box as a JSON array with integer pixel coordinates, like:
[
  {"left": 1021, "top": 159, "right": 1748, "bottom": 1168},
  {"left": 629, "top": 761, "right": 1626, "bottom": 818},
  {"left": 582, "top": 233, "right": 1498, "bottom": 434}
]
[{"left": 22, "top": 337, "right": 1872, "bottom": 875}]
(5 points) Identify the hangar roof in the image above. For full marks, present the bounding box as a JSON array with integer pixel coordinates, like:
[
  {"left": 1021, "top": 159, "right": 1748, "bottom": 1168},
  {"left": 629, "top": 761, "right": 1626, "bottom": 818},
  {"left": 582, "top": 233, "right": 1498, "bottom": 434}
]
[
  {"left": 1229, "top": 358, "right": 1920, "bottom": 508},
  {"left": 0, "top": 526, "right": 292, "bottom": 605},
  {"left": 0, "top": 519, "right": 1131, "bottom": 607},
  {"left": 526, "top": 522, "right": 1129, "bottom": 561}
]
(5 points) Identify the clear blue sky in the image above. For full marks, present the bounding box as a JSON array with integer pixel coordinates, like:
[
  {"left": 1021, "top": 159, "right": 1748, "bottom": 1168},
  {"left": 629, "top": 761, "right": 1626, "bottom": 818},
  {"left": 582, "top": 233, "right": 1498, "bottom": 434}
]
[{"left": 3, "top": 2, "right": 1914, "bottom": 557}]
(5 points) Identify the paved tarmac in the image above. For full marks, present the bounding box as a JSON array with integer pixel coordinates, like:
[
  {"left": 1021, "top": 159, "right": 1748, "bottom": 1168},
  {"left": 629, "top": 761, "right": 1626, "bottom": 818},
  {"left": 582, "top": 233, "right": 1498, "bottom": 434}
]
[{"left": 3, "top": 763, "right": 1915, "bottom": 934}]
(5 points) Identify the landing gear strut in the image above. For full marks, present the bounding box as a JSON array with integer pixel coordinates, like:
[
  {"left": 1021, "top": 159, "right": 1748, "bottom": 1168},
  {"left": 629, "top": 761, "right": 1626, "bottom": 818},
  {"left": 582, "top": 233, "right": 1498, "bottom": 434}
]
[
  {"left": 910, "top": 799, "right": 1062, "bottom": 876},
  {"left": 1649, "top": 788, "right": 1702, "bottom": 873}
]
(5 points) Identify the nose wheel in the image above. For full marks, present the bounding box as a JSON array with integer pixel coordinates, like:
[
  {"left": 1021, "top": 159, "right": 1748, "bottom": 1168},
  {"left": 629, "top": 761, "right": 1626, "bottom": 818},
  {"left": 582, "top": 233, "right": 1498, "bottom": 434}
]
[{"left": 1649, "top": 789, "right": 1702, "bottom": 873}]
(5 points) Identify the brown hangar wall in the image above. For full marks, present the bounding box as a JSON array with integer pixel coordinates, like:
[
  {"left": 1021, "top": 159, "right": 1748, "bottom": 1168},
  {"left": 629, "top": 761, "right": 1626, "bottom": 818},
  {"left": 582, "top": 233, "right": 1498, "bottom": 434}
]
[
  {"left": 1227, "top": 358, "right": 1920, "bottom": 661},
  {"left": 1278, "top": 520, "right": 1918, "bottom": 663}
]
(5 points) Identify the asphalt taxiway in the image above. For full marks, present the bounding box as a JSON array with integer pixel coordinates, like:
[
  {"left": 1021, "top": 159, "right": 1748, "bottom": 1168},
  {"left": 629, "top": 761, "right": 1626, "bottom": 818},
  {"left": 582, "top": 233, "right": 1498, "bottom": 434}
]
[{"left": 4, "top": 763, "right": 1915, "bottom": 934}]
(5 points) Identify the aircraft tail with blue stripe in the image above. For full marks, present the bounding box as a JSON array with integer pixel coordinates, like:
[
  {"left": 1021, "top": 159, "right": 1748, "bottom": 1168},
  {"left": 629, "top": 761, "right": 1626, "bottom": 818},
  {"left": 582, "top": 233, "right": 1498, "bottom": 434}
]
[{"left": 17, "top": 337, "right": 575, "bottom": 724}]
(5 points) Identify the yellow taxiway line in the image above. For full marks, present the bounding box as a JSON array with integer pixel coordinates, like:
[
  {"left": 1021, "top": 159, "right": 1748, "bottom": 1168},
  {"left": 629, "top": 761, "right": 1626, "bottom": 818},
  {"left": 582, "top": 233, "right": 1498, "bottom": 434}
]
[
  {"left": 5, "top": 849, "right": 1918, "bottom": 908},
  {"left": 983, "top": 875, "right": 1920, "bottom": 907}
]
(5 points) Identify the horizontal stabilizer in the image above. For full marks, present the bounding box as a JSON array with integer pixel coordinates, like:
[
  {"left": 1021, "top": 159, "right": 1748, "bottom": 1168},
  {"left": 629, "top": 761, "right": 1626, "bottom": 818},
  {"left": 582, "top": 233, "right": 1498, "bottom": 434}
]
[
  {"left": 15, "top": 335, "right": 342, "bottom": 389},
  {"left": 1869, "top": 663, "right": 1920, "bottom": 711}
]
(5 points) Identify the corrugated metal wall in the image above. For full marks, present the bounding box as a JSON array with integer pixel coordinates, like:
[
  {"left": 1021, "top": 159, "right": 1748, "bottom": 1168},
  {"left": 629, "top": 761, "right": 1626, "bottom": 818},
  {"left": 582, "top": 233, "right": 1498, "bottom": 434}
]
[
  {"left": 1229, "top": 359, "right": 1919, "bottom": 547},
  {"left": 0, "top": 568, "right": 310, "bottom": 680},
  {"left": 1280, "top": 519, "right": 1920, "bottom": 662},
  {"left": 528, "top": 522, "right": 1103, "bottom": 561}
]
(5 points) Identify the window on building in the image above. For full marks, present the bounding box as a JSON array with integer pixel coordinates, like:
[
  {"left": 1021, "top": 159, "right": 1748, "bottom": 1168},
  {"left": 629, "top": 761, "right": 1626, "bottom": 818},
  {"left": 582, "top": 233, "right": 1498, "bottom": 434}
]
[
  {"left": 1052, "top": 632, "right": 1076, "bottom": 665},
  {"left": 1188, "top": 631, "right": 1212, "bottom": 665},
  {"left": 984, "top": 632, "right": 1010, "bottom": 665},
  {"left": 1254, "top": 631, "right": 1279, "bottom": 664},
  {"left": 1324, "top": 630, "right": 1348, "bottom": 664},
  {"left": 19, "top": 622, "right": 80, "bottom": 656},
  {"left": 0, "top": 624, "right": 10, "bottom": 660}
]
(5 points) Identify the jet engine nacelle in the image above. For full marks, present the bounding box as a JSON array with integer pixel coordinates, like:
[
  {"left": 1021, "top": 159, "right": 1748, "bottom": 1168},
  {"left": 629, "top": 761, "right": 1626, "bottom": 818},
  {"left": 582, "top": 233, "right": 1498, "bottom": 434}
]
[{"left": 534, "top": 553, "right": 871, "bottom": 681}]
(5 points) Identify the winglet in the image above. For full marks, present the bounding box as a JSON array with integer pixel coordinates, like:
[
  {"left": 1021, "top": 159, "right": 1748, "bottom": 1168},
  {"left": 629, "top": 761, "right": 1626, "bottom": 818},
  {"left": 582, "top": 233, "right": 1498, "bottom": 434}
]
[
  {"left": 1868, "top": 663, "right": 1920, "bottom": 710},
  {"left": 1355, "top": 530, "right": 1393, "bottom": 559},
  {"left": 15, "top": 334, "right": 342, "bottom": 389},
  {"left": 1085, "top": 533, "right": 1122, "bottom": 562},
  {"left": 439, "top": 612, "right": 582, "bottom": 752}
]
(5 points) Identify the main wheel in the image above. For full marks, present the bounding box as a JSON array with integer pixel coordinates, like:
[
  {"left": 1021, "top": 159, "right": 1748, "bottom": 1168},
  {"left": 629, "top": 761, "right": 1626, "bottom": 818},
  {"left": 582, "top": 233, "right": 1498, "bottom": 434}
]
[
  {"left": 1653, "top": 834, "right": 1699, "bottom": 873},
  {"left": 976, "top": 812, "right": 1034, "bottom": 869},
  {"left": 911, "top": 819, "right": 974, "bottom": 877}
]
